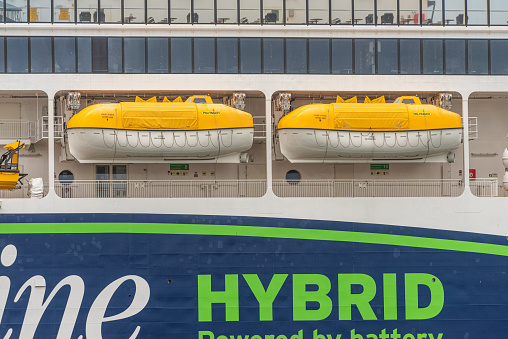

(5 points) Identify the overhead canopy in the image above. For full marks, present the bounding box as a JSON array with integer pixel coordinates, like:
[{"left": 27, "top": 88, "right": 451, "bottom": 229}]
[{"left": 121, "top": 103, "right": 198, "bottom": 129}]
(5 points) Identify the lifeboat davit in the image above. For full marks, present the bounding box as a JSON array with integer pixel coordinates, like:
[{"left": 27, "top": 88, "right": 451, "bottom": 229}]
[
  {"left": 67, "top": 95, "right": 254, "bottom": 163},
  {"left": 277, "top": 96, "right": 463, "bottom": 163},
  {"left": 0, "top": 142, "right": 27, "bottom": 190}
]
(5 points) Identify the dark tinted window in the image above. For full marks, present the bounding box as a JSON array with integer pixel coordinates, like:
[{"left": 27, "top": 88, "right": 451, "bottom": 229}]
[
  {"left": 423, "top": 40, "right": 443, "bottom": 74},
  {"left": 491, "top": 40, "right": 508, "bottom": 75},
  {"left": 286, "top": 39, "right": 307, "bottom": 74},
  {"left": 217, "top": 38, "right": 238, "bottom": 73},
  {"left": 468, "top": 40, "right": 488, "bottom": 75},
  {"left": 194, "top": 38, "right": 215, "bottom": 73},
  {"left": 171, "top": 38, "right": 192, "bottom": 73},
  {"left": 31, "top": 37, "right": 52, "bottom": 73},
  {"left": 147, "top": 38, "right": 168, "bottom": 73},
  {"left": 124, "top": 38, "right": 145, "bottom": 73},
  {"left": 91, "top": 37, "right": 107, "bottom": 72},
  {"left": 309, "top": 39, "right": 330, "bottom": 74},
  {"left": 108, "top": 38, "right": 123, "bottom": 73},
  {"left": 54, "top": 37, "right": 76, "bottom": 73},
  {"left": 400, "top": 39, "right": 420, "bottom": 74},
  {"left": 355, "top": 39, "right": 375, "bottom": 74},
  {"left": 7, "top": 37, "right": 28, "bottom": 73},
  {"left": 240, "top": 38, "right": 261, "bottom": 73},
  {"left": 445, "top": 40, "right": 465, "bottom": 74},
  {"left": 332, "top": 39, "right": 353, "bottom": 74},
  {"left": 78, "top": 38, "right": 92, "bottom": 73},
  {"left": 377, "top": 39, "right": 398, "bottom": 74},
  {"left": 0, "top": 38, "right": 4, "bottom": 73},
  {"left": 263, "top": 38, "right": 284, "bottom": 73}
]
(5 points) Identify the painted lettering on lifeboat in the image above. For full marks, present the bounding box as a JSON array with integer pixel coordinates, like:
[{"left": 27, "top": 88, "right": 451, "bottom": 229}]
[
  {"left": 66, "top": 95, "right": 254, "bottom": 163},
  {"left": 277, "top": 96, "right": 463, "bottom": 163}
]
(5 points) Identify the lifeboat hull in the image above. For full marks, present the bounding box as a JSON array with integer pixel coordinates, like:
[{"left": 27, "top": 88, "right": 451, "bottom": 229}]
[
  {"left": 279, "top": 128, "right": 462, "bottom": 163},
  {"left": 68, "top": 127, "right": 254, "bottom": 163},
  {"left": 0, "top": 171, "right": 20, "bottom": 190}
]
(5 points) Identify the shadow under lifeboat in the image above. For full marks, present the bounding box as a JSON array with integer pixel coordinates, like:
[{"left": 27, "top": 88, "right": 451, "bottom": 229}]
[
  {"left": 67, "top": 95, "right": 254, "bottom": 163},
  {"left": 277, "top": 96, "right": 463, "bottom": 163}
]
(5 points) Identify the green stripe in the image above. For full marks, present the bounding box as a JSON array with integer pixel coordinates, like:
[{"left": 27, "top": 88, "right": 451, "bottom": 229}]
[{"left": 1, "top": 222, "right": 507, "bottom": 257}]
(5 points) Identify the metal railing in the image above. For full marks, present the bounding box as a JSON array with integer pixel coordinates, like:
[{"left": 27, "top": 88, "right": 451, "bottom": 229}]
[
  {"left": 273, "top": 179, "right": 471, "bottom": 198},
  {"left": 54, "top": 180, "right": 267, "bottom": 198},
  {"left": 470, "top": 179, "right": 499, "bottom": 197},
  {"left": 0, "top": 120, "right": 31, "bottom": 140},
  {"left": 0, "top": 184, "right": 49, "bottom": 199}
]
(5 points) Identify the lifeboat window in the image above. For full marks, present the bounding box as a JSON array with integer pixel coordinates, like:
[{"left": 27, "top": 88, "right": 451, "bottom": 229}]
[
  {"left": 193, "top": 98, "right": 207, "bottom": 103},
  {"left": 58, "top": 170, "right": 74, "bottom": 185},
  {"left": 394, "top": 98, "right": 401, "bottom": 103},
  {"left": 402, "top": 98, "right": 415, "bottom": 104},
  {"left": 285, "top": 170, "right": 301, "bottom": 185}
]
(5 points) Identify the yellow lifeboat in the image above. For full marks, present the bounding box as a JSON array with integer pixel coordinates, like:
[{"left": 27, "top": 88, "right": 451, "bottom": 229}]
[
  {"left": 277, "top": 96, "right": 463, "bottom": 163},
  {"left": 0, "top": 142, "right": 27, "bottom": 190},
  {"left": 67, "top": 95, "right": 254, "bottom": 163}
]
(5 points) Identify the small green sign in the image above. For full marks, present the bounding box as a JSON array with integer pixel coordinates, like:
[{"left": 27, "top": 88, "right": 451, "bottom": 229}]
[
  {"left": 170, "top": 164, "right": 189, "bottom": 171},
  {"left": 370, "top": 164, "right": 389, "bottom": 170}
]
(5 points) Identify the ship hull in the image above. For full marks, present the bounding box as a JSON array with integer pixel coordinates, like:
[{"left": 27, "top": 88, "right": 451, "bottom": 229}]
[
  {"left": 279, "top": 128, "right": 463, "bottom": 163},
  {"left": 1, "top": 213, "right": 507, "bottom": 339},
  {"left": 68, "top": 127, "right": 254, "bottom": 163}
]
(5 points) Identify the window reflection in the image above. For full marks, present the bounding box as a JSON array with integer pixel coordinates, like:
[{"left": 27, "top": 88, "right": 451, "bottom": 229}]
[
  {"left": 77, "top": 0, "right": 97, "bottom": 23},
  {"left": 444, "top": 0, "right": 465, "bottom": 25},
  {"left": 7, "top": 37, "right": 28, "bottom": 72},
  {"left": 423, "top": 39, "right": 443, "bottom": 74},
  {"left": 217, "top": 38, "right": 238, "bottom": 73},
  {"left": 78, "top": 37, "right": 92, "bottom": 72},
  {"left": 148, "top": 38, "right": 168, "bottom": 73},
  {"left": 124, "top": 0, "right": 145, "bottom": 23},
  {"left": 355, "top": 39, "right": 375, "bottom": 74},
  {"left": 92, "top": 37, "right": 107, "bottom": 72},
  {"left": 171, "top": 0, "right": 191, "bottom": 23},
  {"left": 240, "top": 0, "right": 260, "bottom": 23},
  {"left": 309, "top": 39, "right": 330, "bottom": 73},
  {"left": 240, "top": 38, "right": 261, "bottom": 73},
  {"left": 286, "top": 39, "right": 307, "bottom": 73},
  {"left": 0, "top": 38, "right": 4, "bottom": 72},
  {"left": 171, "top": 38, "right": 192, "bottom": 73},
  {"left": 332, "top": 39, "right": 353, "bottom": 74},
  {"left": 286, "top": 0, "right": 306, "bottom": 24},
  {"left": 331, "top": 0, "right": 351, "bottom": 24},
  {"left": 217, "top": 0, "right": 237, "bottom": 24},
  {"left": 263, "top": 0, "right": 283, "bottom": 24},
  {"left": 399, "top": 0, "right": 419, "bottom": 25},
  {"left": 108, "top": 37, "right": 122, "bottom": 73},
  {"left": 54, "top": 0, "right": 75, "bottom": 23},
  {"left": 8, "top": 0, "right": 28, "bottom": 22},
  {"left": 377, "top": 39, "right": 398, "bottom": 74},
  {"left": 263, "top": 38, "right": 284, "bottom": 73},
  {"left": 467, "top": 0, "right": 487, "bottom": 25},
  {"left": 423, "top": 0, "right": 442, "bottom": 25},
  {"left": 489, "top": 0, "right": 507, "bottom": 25},
  {"left": 30, "top": 0, "right": 51, "bottom": 22},
  {"left": 377, "top": 0, "right": 396, "bottom": 25},
  {"left": 445, "top": 40, "right": 465, "bottom": 74},
  {"left": 400, "top": 39, "right": 420, "bottom": 74},
  {"left": 194, "top": 0, "right": 214, "bottom": 23},
  {"left": 468, "top": 40, "right": 488, "bottom": 74},
  {"left": 54, "top": 37, "right": 76, "bottom": 72},
  {"left": 491, "top": 40, "right": 508, "bottom": 74},
  {"left": 147, "top": 0, "right": 168, "bottom": 23},
  {"left": 194, "top": 38, "right": 215, "bottom": 73},
  {"left": 308, "top": 0, "right": 328, "bottom": 24},
  {"left": 354, "top": 0, "right": 374, "bottom": 25},
  {"left": 31, "top": 37, "right": 52, "bottom": 73},
  {"left": 124, "top": 38, "right": 145, "bottom": 73},
  {"left": 101, "top": 0, "right": 121, "bottom": 23}
]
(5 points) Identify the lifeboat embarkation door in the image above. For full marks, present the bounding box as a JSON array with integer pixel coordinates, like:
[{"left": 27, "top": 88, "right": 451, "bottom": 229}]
[{"left": 95, "top": 164, "right": 127, "bottom": 198}]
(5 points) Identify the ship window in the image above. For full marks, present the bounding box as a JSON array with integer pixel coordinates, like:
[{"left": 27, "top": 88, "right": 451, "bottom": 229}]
[
  {"left": 490, "top": 0, "right": 508, "bottom": 25},
  {"left": 309, "top": 39, "right": 330, "bottom": 74},
  {"left": 217, "top": 38, "right": 238, "bottom": 73},
  {"left": 31, "top": 37, "right": 52, "bottom": 73},
  {"left": 240, "top": 38, "right": 261, "bottom": 73},
  {"left": 286, "top": 170, "right": 301, "bottom": 185},
  {"left": 108, "top": 37, "right": 123, "bottom": 73},
  {"left": 0, "top": 38, "right": 4, "bottom": 73},
  {"left": 331, "top": 0, "right": 351, "bottom": 25},
  {"left": 92, "top": 37, "right": 107, "bottom": 72},
  {"left": 286, "top": 39, "right": 307, "bottom": 74},
  {"left": 444, "top": 0, "right": 465, "bottom": 25},
  {"left": 468, "top": 40, "right": 488, "bottom": 75},
  {"left": 287, "top": 0, "right": 305, "bottom": 24},
  {"left": 217, "top": 0, "right": 238, "bottom": 24},
  {"left": 355, "top": 39, "right": 375, "bottom": 74},
  {"left": 78, "top": 38, "right": 92, "bottom": 72},
  {"left": 423, "top": 1, "right": 442, "bottom": 25},
  {"left": 124, "top": 0, "right": 145, "bottom": 23},
  {"left": 171, "top": 38, "right": 192, "bottom": 73},
  {"left": 422, "top": 39, "right": 443, "bottom": 74},
  {"left": 445, "top": 40, "right": 465, "bottom": 75},
  {"left": 402, "top": 98, "right": 415, "bottom": 104},
  {"left": 354, "top": 0, "right": 374, "bottom": 25},
  {"left": 124, "top": 38, "right": 146, "bottom": 73},
  {"left": 58, "top": 170, "right": 74, "bottom": 184},
  {"left": 309, "top": 0, "right": 329, "bottom": 24},
  {"left": 195, "top": 0, "right": 214, "bottom": 23},
  {"left": 467, "top": 0, "right": 488, "bottom": 25},
  {"left": 377, "top": 39, "right": 398, "bottom": 75},
  {"left": 77, "top": 0, "right": 98, "bottom": 23},
  {"left": 194, "top": 38, "right": 215, "bottom": 73},
  {"left": 239, "top": 0, "right": 260, "bottom": 24},
  {"left": 263, "top": 38, "right": 284, "bottom": 74},
  {"left": 332, "top": 39, "right": 353, "bottom": 74},
  {"left": 399, "top": 0, "right": 420, "bottom": 25},
  {"left": 377, "top": 0, "right": 397, "bottom": 25},
  {"left": 491, "top": 40, "right": 508, "bottom": 75},
  {"left": 148, "top": 38, "right": 169, "bottom": 73},
  {"left": 30, "top": 0, "right": 51, "bottom": 22},
  {"left": 147, "top": 0, "right": 168, "bottom": 24},
  {"left": 170, "top": 0, "right": 191, "bottom": 23},
  {"left": 263, "top": 0, "right": 283, "bottom": 24},
  {"left": 54, "top": 37, "right": 76, "bottom": 73},
  {"left": 400, "top": 39, "right": 420, "bottom": 75},
  {"left": 8, "top": 0, "right": 27, "bottom": 22},
  {"left": 54, "top": 0, "right": 75, "bottom": 23},
  {"left": 101, "top": 0, "right": 121, "bottom": 23}
]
